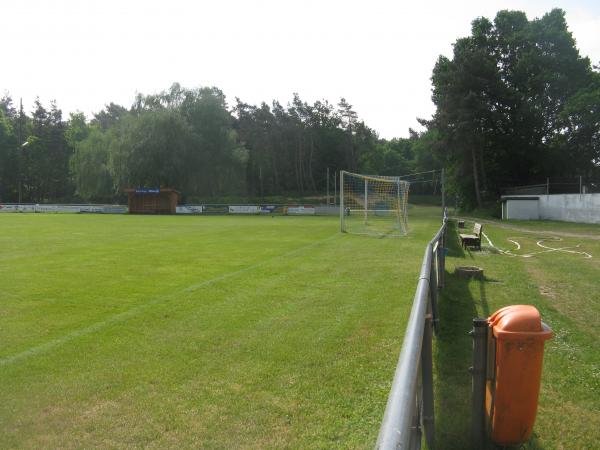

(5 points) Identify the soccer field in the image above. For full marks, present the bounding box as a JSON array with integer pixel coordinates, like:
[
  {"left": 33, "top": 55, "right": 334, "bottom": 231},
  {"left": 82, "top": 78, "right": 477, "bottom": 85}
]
[{"left": 0, "top": 209, "right": 442, "bottom": 449}]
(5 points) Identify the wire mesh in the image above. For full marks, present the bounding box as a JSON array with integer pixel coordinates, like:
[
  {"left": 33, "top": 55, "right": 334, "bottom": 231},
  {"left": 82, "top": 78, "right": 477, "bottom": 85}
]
[{"left": 341, "top": 171, "right": 410, "bottom": 236}]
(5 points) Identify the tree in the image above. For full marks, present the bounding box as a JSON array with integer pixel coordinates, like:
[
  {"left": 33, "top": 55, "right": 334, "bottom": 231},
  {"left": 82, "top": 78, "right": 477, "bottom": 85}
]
[
  {"left": 9, "top": 84, "right": 391, "bottom": 203},
  {"left": 184, "top": 88, "right": 244, "bottom": 197},
  {"left": 47, "top": 101, "right": 72, "bottom": 200},
  {"left": 0, "top": 93, "right": 17, "bottom": 121},
  {"left": 70, "top": 126, "right": 114, "bottom": 202},
  {"left": 0, "top": 109, "right": 17, "bottom": 201},
  {"left": 66, "top": 112, "right": 90, "bottom": 146},
  {"left": 430, "top": 9, "right": 596, "bottom": 208},
  {"left": 556, "top": 72, "right": 600, "bottom": 173},
  {"left": 337, "top": 98, "right": 359, "bottom": 170},
  {"left": 92, "top": 103, "right": 128, "bottom": 131}
]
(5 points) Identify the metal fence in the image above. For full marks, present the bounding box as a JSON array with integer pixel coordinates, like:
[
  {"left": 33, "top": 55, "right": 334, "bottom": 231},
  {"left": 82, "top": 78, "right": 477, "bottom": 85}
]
[
  {"left": 503, "top": 176, "right": 600, "bottom": 195},
  {"left": 0, "top": 203, "right": 339, "bottom": 216},
  {"left": 376, "top": 209, "right": 448, "bottom": 450}
]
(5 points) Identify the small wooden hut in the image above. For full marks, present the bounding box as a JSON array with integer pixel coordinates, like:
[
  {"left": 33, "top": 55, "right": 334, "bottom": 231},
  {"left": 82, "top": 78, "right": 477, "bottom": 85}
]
[{"left": 125, "top": 188, "right": 179, "bottom": 214}]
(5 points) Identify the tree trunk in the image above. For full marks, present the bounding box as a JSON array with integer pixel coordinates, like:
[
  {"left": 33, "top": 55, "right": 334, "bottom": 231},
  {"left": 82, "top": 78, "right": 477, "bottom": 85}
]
[
  {"left": 296, "top": 137, "right": 304, "bottom": 193},
  {"left": 271, "top": 141, "right": 279, "bottom": 192},
  {"left": 349, "top": 132, "right": 355, "bottom": 170},
  {"left": 479, "top": 147, "right": 487, "bottom": 192},
  {"left": 308, "top": 134, "right": 317, "bottom": 192},
  {"left": 471, "top": 146, "right": 483, "bottom": 208},
  {"left": 293, "top": 136, "right": 300, "bottom": 192},
  {"left": 299, "top": 134, "right": 306, "bottom": 193}
]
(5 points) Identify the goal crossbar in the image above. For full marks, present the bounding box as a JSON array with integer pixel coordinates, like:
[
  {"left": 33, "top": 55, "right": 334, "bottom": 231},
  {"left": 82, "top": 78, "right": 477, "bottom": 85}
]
[
  {"left": 340, "top": 170, "right": 410, "bottom": 236},
  {"left": 342, "top": 171, "right": 405, "bottom": 183}
]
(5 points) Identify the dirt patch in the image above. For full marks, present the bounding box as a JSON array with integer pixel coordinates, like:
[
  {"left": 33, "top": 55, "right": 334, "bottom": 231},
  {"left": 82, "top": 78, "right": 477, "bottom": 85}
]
[{"left": 539, "top": 285, "right": 556, "bottom": 299}]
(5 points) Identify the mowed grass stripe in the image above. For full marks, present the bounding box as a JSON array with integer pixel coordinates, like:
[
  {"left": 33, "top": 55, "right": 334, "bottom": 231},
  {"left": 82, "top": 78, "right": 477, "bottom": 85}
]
[
  {"left": 0, "top": 215, "right": 334, "bottom": 357},
  {"left": 0, "top": 233, "right": 338, "bottom": 367},
  {"left": 1, "top": 210, "right": 441, "bottom": 448}
]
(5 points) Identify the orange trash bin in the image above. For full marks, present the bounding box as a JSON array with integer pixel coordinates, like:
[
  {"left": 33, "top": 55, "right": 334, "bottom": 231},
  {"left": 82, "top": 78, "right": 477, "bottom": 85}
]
[{"left": 485, "top": 305, "right": 553, "bottom": 446}]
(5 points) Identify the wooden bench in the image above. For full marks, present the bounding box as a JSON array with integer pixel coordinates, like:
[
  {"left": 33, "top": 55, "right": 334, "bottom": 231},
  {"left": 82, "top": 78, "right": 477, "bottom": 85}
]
[{"left": 459, "top": 223, "right": 483, "bottom": 250}]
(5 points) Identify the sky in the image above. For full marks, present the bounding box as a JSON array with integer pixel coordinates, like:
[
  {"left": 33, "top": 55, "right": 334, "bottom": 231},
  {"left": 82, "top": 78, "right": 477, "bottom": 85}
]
[{"left": 2, "top": 0, "right": 599, "bottom": 139}]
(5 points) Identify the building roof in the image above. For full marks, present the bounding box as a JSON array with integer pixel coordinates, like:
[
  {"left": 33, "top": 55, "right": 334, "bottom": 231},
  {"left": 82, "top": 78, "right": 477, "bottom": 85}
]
[{"left": 500, "top": 196, "right": 540, "bottom": 202}]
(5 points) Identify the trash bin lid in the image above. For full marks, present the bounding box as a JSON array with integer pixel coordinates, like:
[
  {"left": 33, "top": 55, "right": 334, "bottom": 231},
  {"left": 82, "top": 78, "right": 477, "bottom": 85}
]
[{"left": 488, "top": 305, "right": 553, "bottom": 341}]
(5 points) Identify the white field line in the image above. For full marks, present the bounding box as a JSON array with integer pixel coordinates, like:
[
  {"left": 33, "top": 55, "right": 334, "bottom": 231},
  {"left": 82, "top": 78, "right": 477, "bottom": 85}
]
[
  {"left": 482, "top": 232, "right": 517, "bottom": 257},
  {"left": 536, "top": 238, "right": 592, "bottom": 259},
  {"left": 0, "top": 234, "right": 338, "bottom": 367},
  {"left": 482, "top": 232, "right": 494, "bottom": 248},
  {"left": 482, "top": 232, "right": 592, "bottom": 259}
]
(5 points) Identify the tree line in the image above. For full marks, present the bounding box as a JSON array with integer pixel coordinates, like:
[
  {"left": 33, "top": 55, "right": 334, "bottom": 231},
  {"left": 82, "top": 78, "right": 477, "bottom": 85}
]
[
  {"left": 1, "top": 8, "right": 598, "bottom": 208},
  {"left": 0, "top": 86, "right": 432, "bottom": 204}
]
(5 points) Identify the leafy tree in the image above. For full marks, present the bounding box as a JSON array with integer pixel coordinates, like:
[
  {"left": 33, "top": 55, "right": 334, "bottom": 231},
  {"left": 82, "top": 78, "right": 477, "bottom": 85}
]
[
  {"left": 66, "top": 112, "right": 91, "bottom": 146},
  {"left": 4, "top": 84, "right": 438, "bottom": 204},
  {"left": 107, "top": 109, "right": 197, "bottom": 193},
  {"left": 430, "top": 9, "right": 596, "bottom": 208},
  {"left": 0, "top": 93, "right": 17, "bottom": 121},
  {"left": 556, "top": 72, "right": 600, "bottom": 174},
  {"left": 92, "top": 103, "right": 128, "bottom": 131},
  {"left": 179, "top": 87, "right": 244, "bottom": 197},
  {"left": 0, "top": 109, "right": 17, "bottom": 201},
  {"left": 70, "top": 126, "right": 114, "bottom": 202}
]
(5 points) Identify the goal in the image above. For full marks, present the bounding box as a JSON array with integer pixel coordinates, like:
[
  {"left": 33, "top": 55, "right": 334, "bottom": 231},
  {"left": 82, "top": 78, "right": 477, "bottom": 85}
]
[{"left": 340, "top": 171, "right": 410, "bottom": 236}]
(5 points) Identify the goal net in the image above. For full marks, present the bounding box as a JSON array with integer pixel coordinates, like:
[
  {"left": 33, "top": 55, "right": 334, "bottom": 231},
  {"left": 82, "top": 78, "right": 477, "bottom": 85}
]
[{"left": 340, "top": 171, "right": 410, "bottom": 236}]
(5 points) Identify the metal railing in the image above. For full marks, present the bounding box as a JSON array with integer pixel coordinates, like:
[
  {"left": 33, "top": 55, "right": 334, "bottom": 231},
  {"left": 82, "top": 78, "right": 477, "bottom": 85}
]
[{"left": 376, "top": 209, "right": 448, "bottom": 450}]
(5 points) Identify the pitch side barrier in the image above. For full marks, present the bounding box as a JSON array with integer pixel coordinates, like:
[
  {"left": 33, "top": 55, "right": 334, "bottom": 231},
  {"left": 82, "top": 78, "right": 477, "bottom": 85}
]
[
  {"left": 0, "top": 203, "right": 338, "bottom": 216},
  {"left": 376, "top": 208, "right": 448, "bottom": 450},
  {"left": 0, "top": 203, "right": 127, "bottom": 214},
  {"left": 177, "top": 204, "right": 338, "bottom": 215}
]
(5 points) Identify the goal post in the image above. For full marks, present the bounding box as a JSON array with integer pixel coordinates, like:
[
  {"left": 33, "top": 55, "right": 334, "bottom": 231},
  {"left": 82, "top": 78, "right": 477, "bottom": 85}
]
[{"left": 339, "top": 171, "right": 410, "bottom": 236}]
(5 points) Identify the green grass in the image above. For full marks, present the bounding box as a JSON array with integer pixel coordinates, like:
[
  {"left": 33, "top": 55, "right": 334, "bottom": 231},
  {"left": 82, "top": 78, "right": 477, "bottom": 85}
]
[
  {"left": 0, "top": 209, "right": 442, "bottom": 449},
  {"left": 435, "top": 219, "right": 600, "bottom": 449},
  {"left": 4, "top": 209, "right": 597, "bottom": 449},
  {"left": 498, "top": 218, "right": 600, "bottom": 236},
  {"left": 459, "top": 211, "right": 600, "bottom": 236}
]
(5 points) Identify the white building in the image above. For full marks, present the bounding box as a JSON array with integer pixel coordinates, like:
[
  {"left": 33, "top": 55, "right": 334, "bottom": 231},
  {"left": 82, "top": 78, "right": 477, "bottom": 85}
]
[{"left": 501, "top": 194, "right": 600, "bottom": 224}]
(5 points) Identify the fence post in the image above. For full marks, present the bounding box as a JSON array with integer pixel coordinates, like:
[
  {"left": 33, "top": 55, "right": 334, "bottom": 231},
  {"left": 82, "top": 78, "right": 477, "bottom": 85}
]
[
  {"left": 376, "top": 220, "right": 448, "bottom": 450},
  {"left": 340, "top": 171, "right": 345, "bottom": 232},
  {"left": 441, "top": 168, "right": 446, "bottom": 218},
  {"left": 334, "top": 171, "right": 337, "bottom": 206},
  {"left": 327, "top": 167, "right": 330, "bottom": 205},
  {"left": 421, "top": 293, "right": 435, "bottom": 450},
  {"left": 471, "top": 318, "right": 488, "bottom": 449},
  {"left": 439, "top": 216, "right": 446, "bottom": 288},
  {"left": 430, "top": 250, "right": 440, "bottom": 336}
]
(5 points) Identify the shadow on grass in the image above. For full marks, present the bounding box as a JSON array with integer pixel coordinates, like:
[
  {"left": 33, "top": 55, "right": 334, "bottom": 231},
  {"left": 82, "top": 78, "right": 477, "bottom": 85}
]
[
  {"left": 434, "top": 273, "right": 480, "bottom": 448},
  {"left": 447, "top": 221, "right": 466, "bottom": 259},
  {"left": 479, "top": 281, "right": 490, "bottom": 318},
  {"left": 434, "top": 223, "right": 545, "bottom": 450},
  {"left": 435, "top": 220, "right": 478, "bottom": 448}
]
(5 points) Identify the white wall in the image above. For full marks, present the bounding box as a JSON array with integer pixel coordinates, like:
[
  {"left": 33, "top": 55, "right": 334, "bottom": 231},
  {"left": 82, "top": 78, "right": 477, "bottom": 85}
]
[
  {"left": 539, "top": 193, "right": 600, "bottom": 224},
  {"left": 506, "top": 199, "right": 540, "bottom": 220},
  {"left": 503, "top": 194, "right": 600, "bottom": 224}
]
